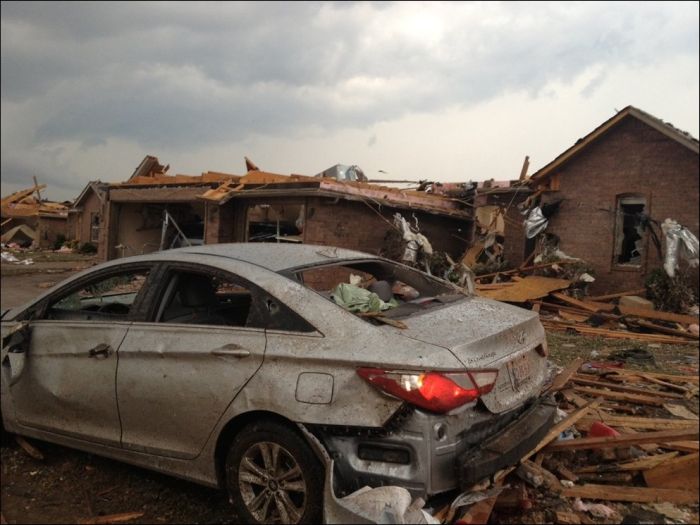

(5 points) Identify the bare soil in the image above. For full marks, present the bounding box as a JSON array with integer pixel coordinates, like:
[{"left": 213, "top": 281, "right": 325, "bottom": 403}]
[{"left": 1, "top": 267, "right": 698, "bottom": 524}]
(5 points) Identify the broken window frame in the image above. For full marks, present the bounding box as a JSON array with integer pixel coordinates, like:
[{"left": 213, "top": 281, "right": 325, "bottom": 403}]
[
  {"left": 612, "top": 194, "right": 648, "bottom": 270},
  {"left": 37, "top": 264, "right": 155, "bottom": 322},
  {"left": 245, "top": 199, "right": 306, "bottom": 244}
]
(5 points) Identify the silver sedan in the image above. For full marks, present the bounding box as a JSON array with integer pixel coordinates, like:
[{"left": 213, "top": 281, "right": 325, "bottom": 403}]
[{"left": 1, "top": 244, "right": 555, "bottom": 524}]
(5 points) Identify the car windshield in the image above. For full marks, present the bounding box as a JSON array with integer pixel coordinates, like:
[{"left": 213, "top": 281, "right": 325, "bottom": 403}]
[{"left": 289, "top": 259, "right": 467, "bottom": 326}]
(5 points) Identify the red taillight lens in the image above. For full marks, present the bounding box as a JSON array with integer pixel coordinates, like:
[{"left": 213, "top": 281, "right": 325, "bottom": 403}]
[{"left": 357, "top": 368, "right": 499, "bottom": 414}]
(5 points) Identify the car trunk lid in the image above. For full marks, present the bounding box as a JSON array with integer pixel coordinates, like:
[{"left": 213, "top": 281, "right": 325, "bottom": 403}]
[{"left": 392, "top": 296, "right": 548, "bottom": 413}]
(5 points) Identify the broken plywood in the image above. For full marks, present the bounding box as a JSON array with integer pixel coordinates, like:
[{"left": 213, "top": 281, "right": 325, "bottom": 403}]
[{"left": 477, "top": 276, "right": 571, "bottom": 302}]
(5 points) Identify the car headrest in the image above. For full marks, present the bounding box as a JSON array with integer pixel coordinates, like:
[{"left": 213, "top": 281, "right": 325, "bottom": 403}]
[{"left": 178, "top": 274, "right": 218, "bottom": 308}]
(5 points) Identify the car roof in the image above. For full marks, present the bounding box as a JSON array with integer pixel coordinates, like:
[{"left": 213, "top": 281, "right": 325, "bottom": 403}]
[{"left": 170, "top": 243, "right": 379, "bottom": 272}]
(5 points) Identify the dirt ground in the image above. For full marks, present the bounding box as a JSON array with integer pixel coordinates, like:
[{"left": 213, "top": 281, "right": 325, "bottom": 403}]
[{"left": 1, "top": 262, "right": 698, "bottom": 524}]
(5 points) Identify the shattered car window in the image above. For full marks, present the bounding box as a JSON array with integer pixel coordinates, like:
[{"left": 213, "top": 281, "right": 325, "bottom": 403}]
[
  {"left": 293, "top": 260, "right": 464, "bottom": 325},
  {"left": 47, "top": 271, "right": 150, "bottom": 320}
]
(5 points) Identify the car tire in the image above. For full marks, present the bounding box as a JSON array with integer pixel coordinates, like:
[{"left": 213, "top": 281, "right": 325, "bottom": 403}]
[{"left": 225, "top": 420, "right": 324, "bottom": 524}]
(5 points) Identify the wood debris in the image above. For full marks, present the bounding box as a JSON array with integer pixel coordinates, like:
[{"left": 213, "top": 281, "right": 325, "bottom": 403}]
[{"left": 474, "top": 261, "right": 699, "bottom": 345}]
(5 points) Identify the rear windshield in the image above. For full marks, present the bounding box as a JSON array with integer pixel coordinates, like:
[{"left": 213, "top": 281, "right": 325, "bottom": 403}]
[{"left": 288, "top": 259, "right": 466, "bottom": 327}]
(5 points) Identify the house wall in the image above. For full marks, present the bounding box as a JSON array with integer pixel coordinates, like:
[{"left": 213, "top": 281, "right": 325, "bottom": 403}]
[
  {"left": 37, "top": 216, "right": 68, "bottom": 249},
  {"left": 541, "top": 117, "right": 699, "bottom": 294},
  {"left": 70, "top": 191, "right": 103, "bottom": 246}
]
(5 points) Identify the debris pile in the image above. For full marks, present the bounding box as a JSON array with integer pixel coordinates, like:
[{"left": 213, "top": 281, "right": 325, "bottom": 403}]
[
  {"left": 473, "top": 260, "right": 699, "bottom": 346},
  {"left": 423, "top": 362, "right": 699, "bottom": 524}
]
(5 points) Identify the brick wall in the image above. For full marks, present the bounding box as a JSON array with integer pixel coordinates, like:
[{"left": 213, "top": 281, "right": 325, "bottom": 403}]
[
  {"left": 303, "top": 197, "right": 473, "bottom": 258},
  {"left": 542, "top": 117, "right": 699, "bottom": 294}
]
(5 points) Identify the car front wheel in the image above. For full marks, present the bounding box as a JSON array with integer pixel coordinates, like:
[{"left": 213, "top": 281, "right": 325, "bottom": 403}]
[{"left": 225, "top": 420, "right": 323, "bottom": 524}]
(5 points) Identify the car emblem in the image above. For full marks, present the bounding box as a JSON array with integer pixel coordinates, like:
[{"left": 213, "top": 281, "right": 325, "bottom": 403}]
[{"left": 516, "top": 331, "right": 526, "bottom": 345}]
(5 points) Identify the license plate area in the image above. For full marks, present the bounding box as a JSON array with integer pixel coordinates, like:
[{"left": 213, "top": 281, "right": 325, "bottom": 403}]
[{"left": 508, "top": 353, "right": 531, "bottom": 390}]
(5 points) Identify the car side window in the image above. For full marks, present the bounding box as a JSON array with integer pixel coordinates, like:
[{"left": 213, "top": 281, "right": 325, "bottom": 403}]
[
  {"left": 46, "top": 270, "right": 150, "bottom": 321},
  {"left": 156, "top": 271, "right": 265, "bottom": 328}
]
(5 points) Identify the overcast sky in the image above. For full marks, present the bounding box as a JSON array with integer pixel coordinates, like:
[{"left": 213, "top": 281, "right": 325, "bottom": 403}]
[{"left": 2, "top": 1, "right": 698, "bottom": 201}]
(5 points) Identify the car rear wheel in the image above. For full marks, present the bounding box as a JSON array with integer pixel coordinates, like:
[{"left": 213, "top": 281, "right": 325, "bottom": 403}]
[{"left": 225, "top": 420, "right": 323, "bottom": 524}]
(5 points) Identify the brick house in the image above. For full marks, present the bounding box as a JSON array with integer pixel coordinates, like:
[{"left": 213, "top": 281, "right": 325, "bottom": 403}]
[{"left": 525, "top": 106, "right": 699, "bottom": 294}]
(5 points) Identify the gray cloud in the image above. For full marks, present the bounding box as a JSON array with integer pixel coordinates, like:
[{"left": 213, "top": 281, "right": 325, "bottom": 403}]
[{"left": 1, "top": 1, "right": 698, "bottom": 199}]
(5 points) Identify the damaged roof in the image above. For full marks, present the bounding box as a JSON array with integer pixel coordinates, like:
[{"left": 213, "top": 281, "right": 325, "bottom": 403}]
[
  {"left": 199, "top": 169, "right": 474, "bottom": 219},
  {"left": 530, "top": 105, "right": 700, "bottom": 183}
]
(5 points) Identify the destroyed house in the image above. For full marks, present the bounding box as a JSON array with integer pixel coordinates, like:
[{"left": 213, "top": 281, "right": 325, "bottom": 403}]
[
  {"left": 100, "top": 157, "right": 476, "bottom": 264},
  {"left": 526, "top": 105, "right": 699, "bottom": 294},
  {"left": 100, "top": 156, "right": 240, "bottom": 260},
  {"left": 1, "top": 183, "right": 69, "bottom": 248}
]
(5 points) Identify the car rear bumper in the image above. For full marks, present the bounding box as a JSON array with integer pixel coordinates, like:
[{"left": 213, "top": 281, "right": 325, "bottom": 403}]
[{"left": 458, "top": 396, "right": 557, "bottom": 487}]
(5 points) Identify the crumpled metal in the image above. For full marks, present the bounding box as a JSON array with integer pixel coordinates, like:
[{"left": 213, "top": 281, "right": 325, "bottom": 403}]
[
  {"left": 661, "top": 218, "right": 699, "bottom": 277},
  {"left": 524, "top": 207, "right": 548, "bottom": 239}
]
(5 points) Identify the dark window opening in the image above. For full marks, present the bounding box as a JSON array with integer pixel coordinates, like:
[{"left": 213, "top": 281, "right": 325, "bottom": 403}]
[
  {"left": 614, "top": 197, "right": 646, "bottom": 266},
  {"left": 247, "top": 202, "right": 304, "bottom": 243}
]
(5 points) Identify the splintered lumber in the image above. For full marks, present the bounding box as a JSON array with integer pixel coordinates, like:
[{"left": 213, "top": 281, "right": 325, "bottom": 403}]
[
  {"left": 545, "top": 358, "right": 584, "bottom": 394},
  {"left": 611, "top": 370, "right": 699, "bottom": 384},
  {"left": 637, "top": 375, "right": 691, "bottom": 393},
  {"left": 561, "top": 389, "right": 588, "bottom": 408},
  {"left": 575, "top": 451, "right": 679, "bottom": 473},
  {"left": 550, "top": 292, "right": 616, "bottom": 312},
  {"left": 517, "top": 460, "right": 562, "bottom": 493},
  {"left": 544, "top": 428, "right": 700, "bottom": 452},
  {"left": 618, "top": 304, "right": 700, "bottom": 326},
  {"left": 562, "top": 484, "right": 698, "bottom": 503},
  {"left": 643, "top": 453, "right": 699, "bottom": 490},
  {"left": 476, "top": 276, "right": 571, "bottom": 302},
  {"left": 572, "top": 386, "right": 665, "bottom": 406},
  {"left": 588, "top": 289, "right": 646, "bottom": 302},
  {"left": 578, "top": 413, "right": 699, "bottom": 431},
  {"left": 542, "top": 321, "right": 693, "bottom": 344},
  {"left": 571, "top": 376, "right": 684, "bottom": 399},
  {"left": 521, "top": 398, "right": 602, "bottom": 461}
]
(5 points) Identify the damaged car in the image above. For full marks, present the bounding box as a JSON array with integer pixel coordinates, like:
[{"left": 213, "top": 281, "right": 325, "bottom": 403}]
[{"left": 1, "top": 244, "right": 555, "bottom": 524}]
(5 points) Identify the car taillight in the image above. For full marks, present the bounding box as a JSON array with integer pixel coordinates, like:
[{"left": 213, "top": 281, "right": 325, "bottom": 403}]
[{"left": 357, "top": 368, "right": 499, "bottom": 414}]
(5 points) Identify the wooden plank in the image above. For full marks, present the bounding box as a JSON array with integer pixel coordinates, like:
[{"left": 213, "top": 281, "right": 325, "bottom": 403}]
[
  {"left": 544, "top": 428, "right": 700, "bottom": 452},
  {"left": 521, "top": 398, "right": 602, "bottom": 461},
  {"left": 15, "top": 435, "right": 44, "bottom": 460},
  {"left": 542, "top": 321, "right": 693, "bottom": 344},
  {"left": 475, "top": 260, "right": 578, "bottom": 281},
  {"left": 636, "top": 374, "right": 691, "bottom": 393},
  {"left": 558, "top": 310, "right": 590, "bottom": 323},
  {"left": 588, "top": 289, "right": 646, "bottom": 302},
  {"left": 476, "top": 276, "right": 571, "bottom": 302},
  {"left": 575, "top": 452, "right": 679, "bottom": 473},
  {"left": 561, "top": 484, "right": 698, "bottom": 503},
  {"left": 571, "top": 376, "right": 684, "bottom": 399},
  {"left": 77, "top": 512, "right": 145, "bottom": 525},
  {"left": 643, "top": 453, "right": 699, "bottom": 490},
  {"left": 551, "top": 292, "right": 616, "bottom": 312},
  {"left": 578, "top": 413, "right": 698, "bottom": 431},
  {"left": 664, "top": 403, "right": 699, "bottom": 420},
  {"left": 572, "top": 386, "right": 665, "bottom": 406},
  {"left": 611, "top": 370, "right": 699, "bottom": 384},
  {"left": 631, "top": 319, "right": 699, "bottom": 340},
  {"left": 545, "top": 358, "right": 583, "bottom": 394},
  {"left": 618, "top": 304, "right": 700, "bottom": 326},
  {"left": 659, "top": 441, "right": 699, "bottom": 453}
]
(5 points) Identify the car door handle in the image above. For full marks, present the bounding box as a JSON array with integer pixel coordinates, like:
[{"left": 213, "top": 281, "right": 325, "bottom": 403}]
[
  {"left": 211, "top": 344, "right": 250, "bottom": 358},
  {"left": 88, "top": 343, "right": 113, "bottom": 358}
]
